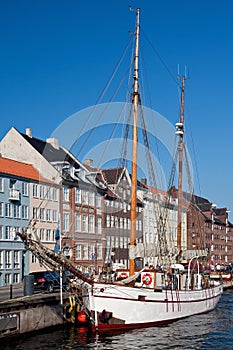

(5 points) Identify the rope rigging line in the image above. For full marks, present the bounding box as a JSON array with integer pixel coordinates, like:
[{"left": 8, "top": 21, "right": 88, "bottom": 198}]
[{"left": 69, "top": 36, "right": 134, "bottom": 164}]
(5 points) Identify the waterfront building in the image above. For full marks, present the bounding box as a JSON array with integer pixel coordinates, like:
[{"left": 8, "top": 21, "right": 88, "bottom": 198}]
[
  {"left": 101, "top": 167, "right": 144, "bottom": 270},
  {"left": 0, "top": 157, "right": 57, "bottom": 286},
  {"left": 186, "top": 194, "right": 233, "bottom": 266},
  {"left": 0, "top": 127, "right": 108, "bottom": 274}
]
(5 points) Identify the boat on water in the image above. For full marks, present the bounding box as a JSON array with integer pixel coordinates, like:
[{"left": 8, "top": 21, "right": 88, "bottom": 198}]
[
  {"left": 17, "top": 7, "right": 223, "bottom": 333},
  {"left": 78, "top": 7, "right": 223, "bottom": 332}
]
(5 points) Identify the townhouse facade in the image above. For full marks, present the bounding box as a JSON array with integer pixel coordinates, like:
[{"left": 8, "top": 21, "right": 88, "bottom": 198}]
[
  {"left": 0, "top": 157, "right": 59, "bottom": 286},
  {"left": 101, "top": 167, "right": 144, "bottom": 270},
  {"left": 143, "top": 184, "right": 187, "bottom": 267},
  {"left": 187, "top": 195, "right": 233, "bottom": 266}
]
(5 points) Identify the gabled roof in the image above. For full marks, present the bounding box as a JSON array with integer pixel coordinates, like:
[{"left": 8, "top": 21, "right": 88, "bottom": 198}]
[
  {"left": 20, "top": 132, "right": 74, "bottom": 164},
  {"left": 0, "top": 157, "right": 50, "bottom": 182},
  {"left": 102, "top": 167, "right": 125, "bottom": 185}
]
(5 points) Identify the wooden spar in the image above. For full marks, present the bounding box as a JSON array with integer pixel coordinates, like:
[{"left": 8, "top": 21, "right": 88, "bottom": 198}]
[
  {"left": 129, "top": 7, "right": 140, "bottom": 276},
  {"left": 177, "top": 76, "right": 185, "bottom": 263}
]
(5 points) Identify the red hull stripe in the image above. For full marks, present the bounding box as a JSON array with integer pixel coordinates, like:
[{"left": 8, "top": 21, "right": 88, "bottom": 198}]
[{"left": 91, "top": 308, "right": 215, "bottom": 333}]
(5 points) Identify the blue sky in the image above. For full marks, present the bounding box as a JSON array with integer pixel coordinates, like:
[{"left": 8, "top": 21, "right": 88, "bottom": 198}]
[{"left": 1, "top": 0, "right": 233, "bottom": 219}]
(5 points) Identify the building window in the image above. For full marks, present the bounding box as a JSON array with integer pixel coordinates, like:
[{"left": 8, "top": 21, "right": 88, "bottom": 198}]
[
  {"left": 40, "top": 185, "right": 45, "bottom": 199},
  {"left": 82, "top": 190, "right": 88, "bottom": 205},
  {"left": 97, "top": 244, "right": 102, "bottom": 259},
  {"left": 40, "top": 229, "right": 45, "bottom": 241},
  {"left": 120, "top": 237, "right": 123, "bottom": 248},
  {"left": 5, "top": 226, "right": 11, "bottom": 239},
  {"left": 96, "top": 194, "right": 102, "bottom": 208},
  {"left": 89, "top": 191, "right": 95, "bottom": 206},
  {"left": 46, "top": 229, "right": 51, "bottom": 241},
  {"left": 5, "top": 203, "right": 12, "bottom": 217},
  {"left": 89, "top": 215, "right": 95, "bottom": 233},
  {"left": 13, "top": 274, "right": 20, "bottom": 283},
  {"left": 120, "top": 218, "right": 123, "bottom": 228},
  {"left": 63, "top": 186, "right": 69, "bottom": 202},
  {"left": 39, "top": 208, "right": 45, "bottom": 221},
  {"left": 5, "top": 251, "right": 12, "bottom": 269},
  {"left": 5, "top": 274, "right": 11, "bottom": 285},
  {"left": 83, "top": 244, "right": 88, "bottom": 259},
  {"left": 46, "top": 209, "right": 51, "bottom": 222},
  {"left": 75, "top": 188, "right": 81, "bottom": 203},
  {"left": 22, "top": 205, "right": 29, "bottom": 219},
  {"left": 0, "top": 202, "right": 4, "bottom": 217},
  {"left": 63, "top": 213, "right": 70, "bottom": 231},
  {"left": 90, "top": 244, "right": 95, "bottom": 259},
  {"left": 52, "top": 210, "right": 57, "bottom": 222},
  {"left": 14, "top": 251, "right": 20, "bottom": 268},
  {"left": 22, "top": 182, "right": 29, "bottom": 196},
  {"left": 13, "top": 204, "right": 20, "bottom": 218},
  {"left": 33, "top": 184, "right": 38, "bottom": 197},
  {"left": 53, "top": 188, "right": 58, "bottom": 201},
  {"left": 0, "top": 250, "right": 3, "bottom": 268},
  {"left": 97, "top": 217, "right": 102, "bottom": 234},
  {"left": 76, "top": 244, "right": 82, "bottom": 260},
  {"left": 32, "top": 253, "right": 37, "bottom": 263},
  {"left": 82, "top": 215, "right": 88, "bottom": 232},
  {"left": 0, "top": 226, "right": 3, "bottom": 240},
  {"left": 75, "top": 214, "right": 81, "bottom": 232},
  {"left": 0, "top": 178, "right": 4, "bottom": 192},
  {"left": 106, "top": 215, "right": 110, "bottom": 228},
  {"left": 33, "top": 207, "right": 38, "bottom": 220}
]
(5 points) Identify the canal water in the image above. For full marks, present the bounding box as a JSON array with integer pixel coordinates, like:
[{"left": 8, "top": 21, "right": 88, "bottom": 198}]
[{"left": 3, "top": 290, "right": 233, "bottom": 349}]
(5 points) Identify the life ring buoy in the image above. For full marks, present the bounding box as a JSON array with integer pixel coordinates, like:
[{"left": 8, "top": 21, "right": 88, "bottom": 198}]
[
  {"left": 119, "top": 272, "right": 128, "bottom": 279},
  {"left": 142, "top": 273, "right": 153, "bottom": 285}
]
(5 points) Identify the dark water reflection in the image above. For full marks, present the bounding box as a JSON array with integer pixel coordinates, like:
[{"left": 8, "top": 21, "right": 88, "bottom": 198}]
[{"left": 3, "top": 291, "right": 233, "bottom": 350}]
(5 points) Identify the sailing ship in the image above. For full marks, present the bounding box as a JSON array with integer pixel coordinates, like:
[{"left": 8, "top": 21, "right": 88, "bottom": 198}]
[
  {"left": 17, "top": 7, "right": 223, "bottom": 333},
  {"left": 78, "top": 7, "right": 223, "bottom": 331}
]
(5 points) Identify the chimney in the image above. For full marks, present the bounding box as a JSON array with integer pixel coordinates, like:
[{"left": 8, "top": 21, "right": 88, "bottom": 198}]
[
  {"left": 26, "top": 128, "right": 32, "bottom": 138},
  {"left": 85, "top": 159, "right": 93, "bottom": 167},
  {"left": 46, "top": 138, "right": 59, "bottom": 149}
]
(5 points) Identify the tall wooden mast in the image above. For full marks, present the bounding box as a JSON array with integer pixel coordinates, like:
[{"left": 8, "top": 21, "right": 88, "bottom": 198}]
[
  {"left": 176, "top": 76, "right": 186, "bottom": 263},
  {"left": 129, "top": 7, "right": 140, "bottom": 276}
]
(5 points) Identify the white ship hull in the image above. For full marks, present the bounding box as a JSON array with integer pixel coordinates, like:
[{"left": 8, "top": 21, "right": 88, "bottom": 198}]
[{"left": 84, "top": 283, "right": 223, "bottom": 331}]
